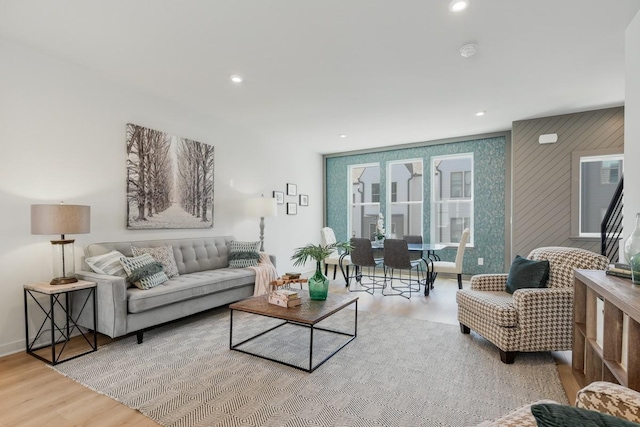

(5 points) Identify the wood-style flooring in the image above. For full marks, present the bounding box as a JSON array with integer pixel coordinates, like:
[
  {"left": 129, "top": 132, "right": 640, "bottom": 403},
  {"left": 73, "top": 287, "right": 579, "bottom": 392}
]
[{"left": 0, "top": 275, "right": 578, "bottom": 426}]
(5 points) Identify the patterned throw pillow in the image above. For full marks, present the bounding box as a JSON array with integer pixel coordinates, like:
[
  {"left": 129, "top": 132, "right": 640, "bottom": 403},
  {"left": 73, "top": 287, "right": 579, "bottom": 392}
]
[
  {"left": 120, "top": 253, "right": 169, "bottom": 290},
  {"left": 85, "top": 250, "right": 127, "bottom": 278},
  {"left": 132, "top": 245, "right": 180, "bottom": 278},
  {"left": 228, "top": 241, "right": 261, "bottom": 268}
]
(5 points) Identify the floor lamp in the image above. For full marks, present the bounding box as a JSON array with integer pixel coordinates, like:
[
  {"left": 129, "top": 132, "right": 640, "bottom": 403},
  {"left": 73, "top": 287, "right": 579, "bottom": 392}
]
[
  {"left": 247, "top": 196, "right": 277, "bottom": 252},
  {"left": 31, "top": 203, "right": 91, "bottom": 285}
]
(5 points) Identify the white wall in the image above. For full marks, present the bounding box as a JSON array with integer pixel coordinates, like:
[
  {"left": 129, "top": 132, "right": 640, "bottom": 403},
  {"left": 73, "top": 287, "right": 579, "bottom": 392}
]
[
  {"left": 625, "top": 11, "right": 640, "bottom": 238},
  {"left": 0, "top": 39, "right": 323, "bottom": 356}
]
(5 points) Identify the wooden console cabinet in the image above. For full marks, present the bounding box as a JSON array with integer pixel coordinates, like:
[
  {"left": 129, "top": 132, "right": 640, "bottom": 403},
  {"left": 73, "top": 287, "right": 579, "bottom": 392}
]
[{"left": 573, "top": 269, "right": 640, "bottom": 391}]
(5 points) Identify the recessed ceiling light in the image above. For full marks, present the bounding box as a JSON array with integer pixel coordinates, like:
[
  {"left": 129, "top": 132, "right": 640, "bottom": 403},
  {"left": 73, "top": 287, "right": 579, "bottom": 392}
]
[
  {"left": 475, "top": 111, "right": 486, "bottom": 116},
  {"left": 230, "top": 75, "right": 243, "bottom": 83},
  {"left": 339, "top": 134, "right": 347, "bottom": 138},
  {"left": 449, "top": 0, "right": 469, "bottom": 12}
]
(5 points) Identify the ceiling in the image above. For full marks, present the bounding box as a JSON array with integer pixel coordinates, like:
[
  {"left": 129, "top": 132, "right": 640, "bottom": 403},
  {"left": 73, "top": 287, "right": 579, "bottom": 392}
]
[{"left": 1, "top": 0, "right": 639, "bottom": 154}]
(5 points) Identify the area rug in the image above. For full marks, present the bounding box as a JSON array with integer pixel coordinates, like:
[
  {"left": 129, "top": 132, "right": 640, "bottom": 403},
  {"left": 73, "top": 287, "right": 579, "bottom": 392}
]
[{"left": 53, "top": 307, "right": 568, "bottom": 426}]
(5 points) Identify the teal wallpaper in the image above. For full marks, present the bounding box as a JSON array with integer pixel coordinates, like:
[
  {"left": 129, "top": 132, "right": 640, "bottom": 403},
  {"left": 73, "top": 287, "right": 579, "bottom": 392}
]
[{"left": 325, "top": 136, "right": 506, "bottom": 274}]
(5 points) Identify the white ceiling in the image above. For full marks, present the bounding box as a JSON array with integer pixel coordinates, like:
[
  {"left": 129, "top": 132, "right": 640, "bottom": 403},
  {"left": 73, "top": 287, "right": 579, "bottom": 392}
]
[{"left": 1, "top": 0, "right": 639, "bottom": 154}]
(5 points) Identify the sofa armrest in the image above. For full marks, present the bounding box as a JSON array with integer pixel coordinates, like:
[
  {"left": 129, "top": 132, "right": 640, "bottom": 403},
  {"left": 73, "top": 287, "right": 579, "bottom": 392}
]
[
  {"left": 470, "top": 274, "right": 508, "bottom": 292},
  {"left": 576, "top": 381, "right": 640, "bottom": 422},
  {"left": 512, "top": 287, "right": 573, "bottom": 351},
  {"left": 74, "top": 270, "right": 129, "bottom": 338}
]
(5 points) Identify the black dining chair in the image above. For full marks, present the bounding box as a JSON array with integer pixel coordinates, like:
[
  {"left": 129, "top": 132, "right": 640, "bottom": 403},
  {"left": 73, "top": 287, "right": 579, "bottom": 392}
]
[
  {"left": 382, "top": 239, "right": 428, "bottom": 299},
  {"left": 347, "top": 238, "right": 385, "bottom": 294}
]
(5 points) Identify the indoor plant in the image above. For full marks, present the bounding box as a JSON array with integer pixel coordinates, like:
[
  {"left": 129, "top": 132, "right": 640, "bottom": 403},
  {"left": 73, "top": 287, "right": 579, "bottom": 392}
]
[{"left": 291, "top": 241, "right": 352, "bottom": 300}]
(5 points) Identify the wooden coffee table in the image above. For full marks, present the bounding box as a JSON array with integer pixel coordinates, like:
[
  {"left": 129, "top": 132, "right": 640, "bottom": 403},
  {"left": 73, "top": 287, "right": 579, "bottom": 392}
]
[{"left": 229, "top": 291, "right": 358, "bottom": 372}]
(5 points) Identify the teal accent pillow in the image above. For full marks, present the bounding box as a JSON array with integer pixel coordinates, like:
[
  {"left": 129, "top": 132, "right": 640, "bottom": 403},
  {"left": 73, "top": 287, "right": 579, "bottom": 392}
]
[
  {"left": 228, "top": 241, "right": 261, "bottom": 268},
  {"left": 505, "top": 255, "right": 550, "bottom": 294},
  {"left": 120, "top": 253, "right": 169, "bottom": 290},
  {"left": 531, "top": 403, "right": 640, "bottom": 427}
]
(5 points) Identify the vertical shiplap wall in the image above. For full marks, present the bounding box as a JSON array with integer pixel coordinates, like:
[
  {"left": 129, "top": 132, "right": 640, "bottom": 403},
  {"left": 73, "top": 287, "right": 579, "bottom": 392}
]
[{"left": 512, "top": 107, "right": 624, "bottom": 258}]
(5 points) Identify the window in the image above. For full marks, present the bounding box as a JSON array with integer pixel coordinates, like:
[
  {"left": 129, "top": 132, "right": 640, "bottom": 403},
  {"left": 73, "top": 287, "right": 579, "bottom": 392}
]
[
  {"left": 371, "top": 183, "right": 380, "bottom": 203},
  {"left": 388, "top": 159, "right": 423, "bottom": 238},
  {"left": 350, "top": 164, "right": 381, "bottom": 239},
  {"left": 431, "top": 153, "right": 473, "bottom": 245},
  {"left": 571, "top": 151, "right": 623, "bottom": 237}
]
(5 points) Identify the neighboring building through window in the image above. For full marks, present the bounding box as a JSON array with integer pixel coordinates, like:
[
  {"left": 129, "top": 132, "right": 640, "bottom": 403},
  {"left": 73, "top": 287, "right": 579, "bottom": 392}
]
[
  {"left": 350, "top": 164, "right": 381, "bottom": 239},
  {"left": 431, "top": 153, "right": 474, "bottom": 245},
  {"left": 388, "top": 159, "right": 423, "bottom": 238},
  {"left": 573, "top": 153, "right": 624, "bottom": 236}
]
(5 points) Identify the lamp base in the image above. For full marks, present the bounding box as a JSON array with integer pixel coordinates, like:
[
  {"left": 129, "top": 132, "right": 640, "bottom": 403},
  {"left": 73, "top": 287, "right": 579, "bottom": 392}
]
[{"left": 50, "top": 277, "right": 78, "bottom": 286}]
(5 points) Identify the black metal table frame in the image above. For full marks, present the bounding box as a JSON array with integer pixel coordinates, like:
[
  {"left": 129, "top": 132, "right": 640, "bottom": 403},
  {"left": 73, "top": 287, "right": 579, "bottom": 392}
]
[
  {"left": 24, "top": 286, "right": 97, "bottom": 365},
  {"left": 230, "top": 299, "right": 357, "bottom": 373}
]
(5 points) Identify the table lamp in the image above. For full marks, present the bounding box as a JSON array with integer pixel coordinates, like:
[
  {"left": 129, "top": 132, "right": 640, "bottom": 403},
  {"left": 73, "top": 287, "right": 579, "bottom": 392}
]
[
  {"left": 247, "top": 195, "right": 277, "bottom": 252},
  {"left": 31, "top": 203, "right": 91, "bottom": 285}
]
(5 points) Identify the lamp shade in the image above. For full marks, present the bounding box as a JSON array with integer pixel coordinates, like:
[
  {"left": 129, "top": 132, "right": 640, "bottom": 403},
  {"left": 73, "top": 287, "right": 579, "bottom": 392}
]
[
  {"left": 247, "top": 197, "right": 277, "bottom": 218},
  {"left": 31, "top": 204, "right": 91, "bottom": 235}
]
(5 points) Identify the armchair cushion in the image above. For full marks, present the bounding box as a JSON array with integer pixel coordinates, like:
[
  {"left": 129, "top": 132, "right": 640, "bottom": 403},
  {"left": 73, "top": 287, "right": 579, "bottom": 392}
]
[
  {"left": 531, "top": 403, "right": 640, "bottom": 427},
  {"left": 506, "top": 255, "right": 550, "bottom": 294},
  {"left": 577, "top": 382, "right": 640, "bottom": 423},
  {"left": 456, "top": 291, "right": 517, "bottom": 327}
]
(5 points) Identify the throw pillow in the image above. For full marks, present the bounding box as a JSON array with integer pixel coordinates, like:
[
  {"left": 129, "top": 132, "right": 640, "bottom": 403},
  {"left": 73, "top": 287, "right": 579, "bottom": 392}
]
[
  {"left": 85, "top": 250, "right": 127, "bottom": 278},
  {"left": 120, "top": 253, "right": 169, "bottom": 290},
  {"left": 228, "top": 241, "right": 261, "bottom": 268},
  {"left": 531, "top": 403, "right": 640, "bottom": 427},
  {"left": 505, "top": 255, "right": 550, "bottom": 294},
  {"left": 131, "top": 245, "right": 180, "bottom": 278}
]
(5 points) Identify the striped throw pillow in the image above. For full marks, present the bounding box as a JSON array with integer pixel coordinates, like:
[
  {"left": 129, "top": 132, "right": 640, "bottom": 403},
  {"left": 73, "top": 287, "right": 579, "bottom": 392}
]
[
  {"left": 228, "top": 241, "right": 261, "bottom": 268},
  {"left": 85, "top": 250, "right": 127, "bottom": 277},
  {"left": 132, "top": 245, "right": 179, "bottom": 278},
  {"left": 120, "top": 253, "right": 169, "bottom": 290}
]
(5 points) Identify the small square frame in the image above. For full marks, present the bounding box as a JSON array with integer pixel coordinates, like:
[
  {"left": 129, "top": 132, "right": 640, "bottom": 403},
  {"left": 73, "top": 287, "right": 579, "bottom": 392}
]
[
  {"left": 287, "top": 202, "right": 297, "bottom": 215},
  {"left": 273, "top": 191, "right": 284, "bottom": 205},
  {"left": 299, "top": 194, "right": 309, "bottom": 206},
  {"left": 286, "top": 183, "right": 297, "bottom": 196}
]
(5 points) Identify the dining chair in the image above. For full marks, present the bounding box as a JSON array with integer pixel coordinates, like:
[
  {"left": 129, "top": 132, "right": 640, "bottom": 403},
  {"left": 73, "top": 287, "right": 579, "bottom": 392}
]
[
  {"left": 347, "top": 238, "right": 384, "bottom": 294},
  {"left": 431, "top": 228, "right": 470, "bottom": 290},
  {"left": 320, "top": 227, "right": 350, "bottom": 284},
  {"left": 403, "top": 235, "right": 423, "bottom": 262},
  {"left": 382, "top": 239, "right": 428, "bottom": 299}
]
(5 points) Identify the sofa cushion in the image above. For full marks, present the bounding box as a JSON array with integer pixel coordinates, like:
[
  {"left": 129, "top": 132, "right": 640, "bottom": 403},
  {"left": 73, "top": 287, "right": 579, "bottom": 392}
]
[
  {"left": 120, "top": 253, "right": 169, "bottom": 290},
  {"left": 85, "top": 250, "right": 127, "bottom": 277},
  {"left": 127, "top": 267, "right": 256, "bottom": 313},
  {"left": 531, "top": 403, "right": 640, "bottom": 427},
  {"left": 228, "top": 241, "right": 261, "bottom": 268},
  {"left": 132, "top": 245, "right": 180, "bottom": 278},
  {"left": 456, "top": 290, "right": 517, "bottom": 327},
  {"left": 506, "top": 255, "right": 550, "bottom": 294}
]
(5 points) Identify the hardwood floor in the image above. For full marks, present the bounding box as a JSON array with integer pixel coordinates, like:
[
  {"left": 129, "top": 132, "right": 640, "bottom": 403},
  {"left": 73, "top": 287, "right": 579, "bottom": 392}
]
[{"left": 0, "top": 275, "right": 578, "bottom": 426}]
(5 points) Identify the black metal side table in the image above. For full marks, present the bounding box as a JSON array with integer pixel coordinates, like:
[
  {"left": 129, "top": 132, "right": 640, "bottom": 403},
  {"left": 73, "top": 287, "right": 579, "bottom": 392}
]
[{"left": 24, "top": 280, "right": 97, "bottom": 365}]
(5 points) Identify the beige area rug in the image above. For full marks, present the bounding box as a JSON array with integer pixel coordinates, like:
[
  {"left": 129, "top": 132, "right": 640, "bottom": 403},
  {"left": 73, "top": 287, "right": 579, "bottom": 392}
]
[{"left": 53, "top": 306, "right": 567, "bottom": 427}]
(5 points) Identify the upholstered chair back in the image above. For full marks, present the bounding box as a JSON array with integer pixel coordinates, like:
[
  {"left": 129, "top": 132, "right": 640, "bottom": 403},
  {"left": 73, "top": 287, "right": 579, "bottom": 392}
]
[{"left": 527, "top": 246, "right": 609, "bottom": 289}]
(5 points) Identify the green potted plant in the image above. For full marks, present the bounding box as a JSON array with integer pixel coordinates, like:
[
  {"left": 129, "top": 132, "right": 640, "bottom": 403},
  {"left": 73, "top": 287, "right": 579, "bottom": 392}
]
[{"left": 291, "top": 241, "right": 352, "bottom": 300}]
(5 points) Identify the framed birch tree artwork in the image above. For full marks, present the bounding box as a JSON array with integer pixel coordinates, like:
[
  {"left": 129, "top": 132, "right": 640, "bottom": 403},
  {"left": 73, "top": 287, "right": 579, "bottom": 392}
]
[{"left": 126, "top": 123, "right": 214, "bottom": 229}]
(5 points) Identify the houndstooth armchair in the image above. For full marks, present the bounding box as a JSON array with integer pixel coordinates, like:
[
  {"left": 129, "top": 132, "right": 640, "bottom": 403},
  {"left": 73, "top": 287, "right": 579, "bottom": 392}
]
[{"left": 457, "top": 247, "right": 608, "bottom": 363}]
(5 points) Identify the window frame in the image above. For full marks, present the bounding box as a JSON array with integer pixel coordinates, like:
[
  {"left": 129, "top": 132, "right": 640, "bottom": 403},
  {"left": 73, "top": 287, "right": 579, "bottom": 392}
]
[
  {"left": 348, "top": 162, "right": 381, "bottom": 240},
  {"left": 387, "top": 158, "right": 424, "bottom": 239},
  {"left": 430, "top": 153, "right": 474, "bottom": 247},
  {"left": 570, "top": 149, "right": 624, "bottom": 238}
]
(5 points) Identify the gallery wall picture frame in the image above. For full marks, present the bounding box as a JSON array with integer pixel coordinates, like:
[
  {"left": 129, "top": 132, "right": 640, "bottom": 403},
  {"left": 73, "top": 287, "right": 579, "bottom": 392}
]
[
  {"left": 287, "top": 202, "right": 297, "bottom": 215},
  {"left": 286, "top": 183, "right": 297, "bottom": 196},
  {"left": 273, "top": 191, "right": 284, "bottom": 205},
  {"left": 299, "top": 194, "right": 309, "bottom": 206}
]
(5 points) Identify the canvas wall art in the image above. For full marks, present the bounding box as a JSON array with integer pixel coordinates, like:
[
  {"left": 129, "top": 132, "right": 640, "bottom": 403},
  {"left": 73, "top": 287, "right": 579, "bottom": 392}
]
[{"left": 126, "top": 123, "right": 214, "bottom": 229}]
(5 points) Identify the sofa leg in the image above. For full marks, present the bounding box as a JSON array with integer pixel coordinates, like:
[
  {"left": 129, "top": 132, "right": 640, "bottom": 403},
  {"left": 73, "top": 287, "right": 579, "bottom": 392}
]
[
  {"left": 136, "top": 331, "right": 144, "bottom": 344},
  {"left": 460, "top": 323, "right": 470, "bottom": 334},
  {"left": 499, "top": 349, "right": 516, "bottom": 364}
]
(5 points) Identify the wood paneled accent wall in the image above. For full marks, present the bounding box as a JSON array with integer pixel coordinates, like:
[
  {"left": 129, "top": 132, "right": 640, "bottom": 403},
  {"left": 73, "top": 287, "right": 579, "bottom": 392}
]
[{"left": 511, "top": 107, "right": 624, "bottom": 259}]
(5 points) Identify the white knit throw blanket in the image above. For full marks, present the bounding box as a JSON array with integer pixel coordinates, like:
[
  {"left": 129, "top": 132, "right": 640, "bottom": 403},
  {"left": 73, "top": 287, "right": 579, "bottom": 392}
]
[{"left": 249, "top": 252, "right": 279, "bottom": 296}]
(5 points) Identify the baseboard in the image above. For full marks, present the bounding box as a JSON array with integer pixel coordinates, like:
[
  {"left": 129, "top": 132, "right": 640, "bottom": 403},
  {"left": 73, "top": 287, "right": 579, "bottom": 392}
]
[{"left": 0, "top": 339, "right": 25, "bottom": 358}]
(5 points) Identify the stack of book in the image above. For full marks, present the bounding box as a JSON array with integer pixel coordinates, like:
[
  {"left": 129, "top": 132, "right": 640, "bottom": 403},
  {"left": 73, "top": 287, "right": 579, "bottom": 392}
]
[
  {"left": 606, "top": 263, "right": 633, "bottom": 279},
  {"left": 268, "top": 289, "right": 302, "bottom": 307}
]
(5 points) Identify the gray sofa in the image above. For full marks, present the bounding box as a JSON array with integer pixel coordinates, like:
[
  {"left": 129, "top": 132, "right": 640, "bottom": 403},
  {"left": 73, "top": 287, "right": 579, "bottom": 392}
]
[{"left": 72, "top": 236, "right": 274, "bottom": 343}]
